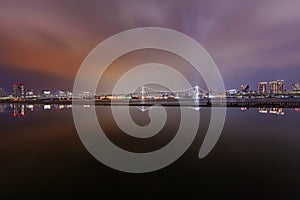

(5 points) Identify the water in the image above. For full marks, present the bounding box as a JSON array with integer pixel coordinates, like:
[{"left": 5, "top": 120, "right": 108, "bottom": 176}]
[{"left": 0, "top": 104, "right": 300, "bottom": 198}]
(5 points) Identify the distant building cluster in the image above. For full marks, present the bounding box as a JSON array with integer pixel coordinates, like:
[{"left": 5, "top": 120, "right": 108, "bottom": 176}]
[
  {"left": 0, "top": 83, "right": 73, "bottom": 100},
  {"left": 1, "top": 80, "right": 300, "bottom": 101},
  {"left": 259, "top": 80, "right": 284, "bottom": 95},
  {"left": 226, "top": 80, "right": 300, "bottom": 98}
]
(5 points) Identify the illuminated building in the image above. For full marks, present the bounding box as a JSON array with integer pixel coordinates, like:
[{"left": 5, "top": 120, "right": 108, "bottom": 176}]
[
  {"left": 42, "top": 90, "right": 51, "bottom": 95},
  {"left": 292, "top": 83, "right": 300, "bottom": 91},
  {"left": 269, "top": 81, "right": 277, "bottom": 94},
  {"left": 277, "top": 80, "right": 284, "bottom": 94},
  {"left": 258, "top": 82, "right": 267, "bottom": 94},
  {"left": 13, "top": 83, "right": 26, "bottom": 98},
  {"left": 26, "top": 89, "right": 34, "bottom": 97},
  {"left": 240, "top": 85, "right": 249, "bottom": 93},
  {"left": 58, "top": 90, "right": 66, "bottom": 96},
  {"left": 228, "top": 89, "right": 238, "bottom": 95},
  {"left": 0, "top": 88, "right": 6, "bottom": 97},
  {"left": 269, "top": 80, "right": 284, "bottom": 94},
  {"left": 41, "top": 90, "right": 52, "bottom": 100}
]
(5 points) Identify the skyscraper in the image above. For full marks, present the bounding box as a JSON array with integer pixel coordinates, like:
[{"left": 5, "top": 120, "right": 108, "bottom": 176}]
[
  {"left": 269, "top": 81, "right": 277, "bottom": 94},
  {"left": 276, "top": 80, "right": 284, "bottom": 94},
  {"left": 258, "top": 82, "right": 267, "bottom": 94},
  {"left": 13, "top": 83, "right": 26, "bottom": 98},
  {"left": 269, "top": 80, "right": 284, "bottom": 94}
]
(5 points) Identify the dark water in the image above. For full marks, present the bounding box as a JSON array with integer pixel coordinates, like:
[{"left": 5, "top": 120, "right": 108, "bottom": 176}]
[{"left": 0, "top": 104, "right": 300, "bottom": 199}]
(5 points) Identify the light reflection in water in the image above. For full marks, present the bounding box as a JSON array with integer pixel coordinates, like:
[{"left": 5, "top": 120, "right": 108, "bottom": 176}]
[
  {"left": 259, "top": 107, "right": 285, "bottom": 115},
  {"left": 0, "top": 104, "right": 73, "bottom": 117},
  {"left": 136, "top": 106, "right": 152, "bottom": 112},
  {"left": 0, "top": 104, "right": 299, "bottom": 118},
  {"left": 259, "top": 107, "right": 268, "bottom": 114},
  {"left": 13, "top": 104, "right": 26, "bottom": 118},
  {"left": 26, "top": 104, "right": 34, "bottom": 111},
  {"left": 240, "top": 107, "right": 249, "bottom": 111},
  {"left": 43, "top": 105, "right": 51, "bottom": 110}
]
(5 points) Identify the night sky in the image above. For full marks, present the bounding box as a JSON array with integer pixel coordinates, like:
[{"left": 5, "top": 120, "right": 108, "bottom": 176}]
[{"left": 1, "top": 0, "right": 300, "bottom": 94}]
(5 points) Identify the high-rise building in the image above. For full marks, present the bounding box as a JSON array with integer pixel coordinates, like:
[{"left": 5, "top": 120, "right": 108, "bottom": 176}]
[
  {"left": 0, "top": 88, "right": 6, "bottom": 97},
  {"left": 269, "top": 81, "right": 277, "bottom": 94},
  {"left": 292, "top": 82, "right": 300, "bottom": 91},
  {"left": 258, "top": 82, "right": 267, "bottom": 94},
  {"left": 277, "top": 80, "right": 284, "bottom": 94},
  {"left": 13, "top": 83, "right": 26, "bottom": 98},
  {"left": 269, "top": 80, "right": 284, "bottom": 94}
]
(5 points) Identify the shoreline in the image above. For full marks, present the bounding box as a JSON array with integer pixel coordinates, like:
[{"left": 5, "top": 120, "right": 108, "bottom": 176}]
[{"left": 0, "top": 98, "right": 300, "bottom": 108}]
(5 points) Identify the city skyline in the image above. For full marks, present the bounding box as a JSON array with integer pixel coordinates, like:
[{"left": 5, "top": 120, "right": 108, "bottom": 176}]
[
  {"left": 1, "top": 79, "right": 300, "bottom": 97},
  {"left": 1, "top": 0, "right": 300, "bottom": 93},
  {"left": 1, "top": 2, "right": 300, "bottom": 197}
]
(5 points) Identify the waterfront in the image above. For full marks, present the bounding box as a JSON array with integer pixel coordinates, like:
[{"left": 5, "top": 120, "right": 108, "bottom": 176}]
[
  {"left": 1, "top": 97, "right": 300, "bottom": 108},
  {"left": 0, "top": 105, "right": 300, "bottom": 198}
]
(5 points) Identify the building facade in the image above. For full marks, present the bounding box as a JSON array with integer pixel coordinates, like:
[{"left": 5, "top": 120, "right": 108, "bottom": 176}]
[
  {"left": 276, "top": 80, "right": 284, "bottom": 94},
  {"left": 269, "top": 80, "right": 284, "bottom": 94},
  {"left": 258, "top": 82, "right": 267, "bottom": 94},
  {"left": 13, "top": 83, "right": 26, "bottom": 98}
]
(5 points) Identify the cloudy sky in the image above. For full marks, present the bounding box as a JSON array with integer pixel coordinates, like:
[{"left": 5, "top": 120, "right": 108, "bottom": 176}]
[{"left": 1, "top": 0, "right": 300, "bottom": 93}]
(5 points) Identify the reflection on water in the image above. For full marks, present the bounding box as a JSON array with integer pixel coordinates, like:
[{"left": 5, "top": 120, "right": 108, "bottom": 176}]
[
  {"left": 0, "top": 104, "right": 73, "bottom": 117},
  {"left": 270, "top": 107, "right": 284, "bottom": 115},
  {"left": 257, "top": 107, "right": 284, "bottom": 115},
  {"left": 13, "top": 104, "right": 26, "bottom": 118},
  {"left": 1, "top": 103, "right": 300, "bottom": 118},
  {"left": 240, "top": 107, "right": 249, "bottom": 111},
  {"left": 136, "top": 105, "right": 202, "bottom": 112},
  {"left": 136, "top": 106, "right": 152, "bottom": 112},
  {"left": 189, "top": 107, "right": 202, "bottom": 111},
  {"left": 0, "top": 105, "right": 300, "bottom": 198},
  {"left": 240, "top": 107, "right": 296, "bottom": 115}
]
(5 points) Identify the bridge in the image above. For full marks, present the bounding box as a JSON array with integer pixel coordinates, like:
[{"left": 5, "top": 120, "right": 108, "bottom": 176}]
[{"left": 127, "top": 85, "right": 209, "bottom": 100}]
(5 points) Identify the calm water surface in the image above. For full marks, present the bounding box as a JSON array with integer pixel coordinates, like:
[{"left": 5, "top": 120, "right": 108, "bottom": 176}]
[{"left": 0, "top": 104, "right": 300, "bottom": 199}]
